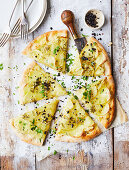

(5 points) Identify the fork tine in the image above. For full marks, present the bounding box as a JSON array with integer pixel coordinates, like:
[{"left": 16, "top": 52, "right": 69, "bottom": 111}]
[
  {"left": 0, "top": 33, "right": 6, "bottom": 44},
  {"left": 0, "top": 33, "right": 7, "bottom": 46},
  {"left": 21, "top": 25, "right": 23, "bottom": 39},
  {"left": 11, "top": 18, "right": 21, "bottom": 33},
  {"left": 26, "top": 24, "right": 29, "bottom": 39},
  {"left": 23, "top": 25, "right": 25, "bottom": 40},
  {"left": 1, "top": 34, "right": 10, "bottom": 47},
  {"left": 25, "top": 25, "right": 28, "bottom": 40},
  {"left": 0, "top": 34, "right": 9, "bottom": 47},
  {"left": 11, "top": 18, "right": 21, "bottom": 34},
  {"left": 13, "top": 24, "right": 20, "bottom": 35}
]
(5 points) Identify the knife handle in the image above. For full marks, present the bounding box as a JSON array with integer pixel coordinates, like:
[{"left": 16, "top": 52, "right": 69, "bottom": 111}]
[{"left": 61, "top": 10, "right": 78, "bottom": 40}]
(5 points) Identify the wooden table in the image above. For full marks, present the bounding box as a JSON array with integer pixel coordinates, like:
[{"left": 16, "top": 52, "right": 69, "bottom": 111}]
[{"left": 0, "top": 0, "right": 129, "bottom": 169}]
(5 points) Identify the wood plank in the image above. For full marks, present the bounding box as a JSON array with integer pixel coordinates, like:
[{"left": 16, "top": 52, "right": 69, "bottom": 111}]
[
  {"left": 0, "top": 35, "right": 36, "bottom": 169},
  {"left": 36, "top": 130, "right": 113, "bottom": 170},
  {"left": 112, "top": 0, "right": 129, "bottom": 169},
  {"left": 35, "top": 0, "right": 113, "bottom": 169}
]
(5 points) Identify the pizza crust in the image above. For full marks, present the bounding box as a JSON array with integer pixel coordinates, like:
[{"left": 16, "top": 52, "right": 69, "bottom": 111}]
[
  {"left": 55, "top": 125, "right": 101, "bottom": 143},
  {"left": 19, "top": 61, "right": 37, "bottom": 104},
  {"left": 101, "top": 75, "right": 115, "bottom": 128},
  {"left": 22, "top": 30, "right": 68, "bottom": 55},
  {"left": 89, "top": 37, "right": 112, "bottom": 76}
]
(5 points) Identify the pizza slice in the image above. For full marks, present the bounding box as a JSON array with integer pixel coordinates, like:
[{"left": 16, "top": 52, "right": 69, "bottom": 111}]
[
  {"left": 19, "top": 62, "right": 67, "bottom": 104},
  {"left": 69, "top": 37, "right": 112, "bottom": 76},
  {"left": 55, "top": 95, "right": 101, "bottom": 142},
  {"left": 74, "top": 76, "right": 115, "bottom": 128},
  {"left": 10, "top": 99, "right": 59, "bottom": 146},
  {"left": 22, "top": 30, "right": 68, "bottom": 73}
]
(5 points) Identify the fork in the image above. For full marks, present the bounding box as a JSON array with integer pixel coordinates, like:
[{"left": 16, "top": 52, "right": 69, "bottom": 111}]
[
  {"left": 20, "top": 0, "right": 29, "bottom": 40},
  {"left": 0, "top": 0, "right": 19, "bottom": 47},
  {"left": 11, "top": 0, "right": 33, "bottom": 35}
]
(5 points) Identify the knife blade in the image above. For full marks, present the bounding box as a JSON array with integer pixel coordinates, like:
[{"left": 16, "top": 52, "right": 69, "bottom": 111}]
[{"left": 61, "top": 10, "right": 87, "bottom": 54}]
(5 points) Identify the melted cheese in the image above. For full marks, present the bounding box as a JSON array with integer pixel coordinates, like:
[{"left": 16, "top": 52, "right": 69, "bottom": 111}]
[
  {"left": 69, "top": 38, "right": 107, "bottom": 76},
  {"left": 74, "top": 78, "right": 111, "bottom": 118},
  {"left": 11, "top": 99, "right": 59, "bottom": 144},
  {"left": 56, "top": 95, "right": 95, "bottom": 137},
  {"left": 20, "top": 62, "right": 67, "bottom": 104},
  {"left": 23, "top": 30, "right": 68, "bottom": 73}
]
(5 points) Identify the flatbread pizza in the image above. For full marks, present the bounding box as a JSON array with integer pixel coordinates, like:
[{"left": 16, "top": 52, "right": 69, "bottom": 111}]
[
  {"left": 69, "top": 37, "right": 112, "bottom": 76},
  {"left": 10, "top": 99, "right": 59, "bottom": 146},
  {"left": 22, "top": 30, "right": 68, "bottom": 73},
  {"left": 55, "top": 95, "right": 101, "bottom": 142},
  {"left": 19, "top": 61, "right": 67, "bottom": 104},
  {"left": 74, "top": 76, "right": 115, "bottom": 128}
]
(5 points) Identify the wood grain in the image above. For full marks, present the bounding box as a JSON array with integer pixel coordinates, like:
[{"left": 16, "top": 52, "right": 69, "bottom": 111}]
[
  {"left": 0, "top": 0, "right": 129, "bottom": 169},
  {"left": 112, "top": 0, "right": 129, "bottom": 169}
]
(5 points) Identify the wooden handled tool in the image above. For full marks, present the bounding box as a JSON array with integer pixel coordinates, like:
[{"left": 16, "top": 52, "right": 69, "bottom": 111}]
[{"left": 61, "top": 10, "right": 87, "bottom": 54}]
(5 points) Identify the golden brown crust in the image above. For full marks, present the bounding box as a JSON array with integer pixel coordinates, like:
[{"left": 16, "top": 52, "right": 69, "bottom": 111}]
[
  {"left": 9, "top": 119, "right": 43, "bottom": 146},
  {"left": 22, "top": 30, "right": 68, "bottom": 55},
  {"left": 89, "top": 37, "right": 112, "bottom": 76},
  {"left": 100, "top": 75, "right": 115, "bottom": 128},
  {"left": 19, "top": 61, "right": 38, "bottom": 105},
  {"left": 55, "top": 126, "right": 101, "bottom": 143}
]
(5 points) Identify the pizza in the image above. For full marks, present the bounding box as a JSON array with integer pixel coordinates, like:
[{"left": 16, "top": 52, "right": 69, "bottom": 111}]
[
  {"left": 74, "top": 76, "right": 115, "bottom": 128},
  {"left": 22, "top": 30, "right": 68, "bottom": 73},
  {"left": 55, "top": 95, "right": 101, "bottom": 142},
  {"left": 10, "top": 99, "right": 59, "bottom": 146},
  {"left": 69, "top": 37, "right": 112, "bottom": 76},
  {"left": 19, "top": 61, "right": 67, "bottom": 105}
]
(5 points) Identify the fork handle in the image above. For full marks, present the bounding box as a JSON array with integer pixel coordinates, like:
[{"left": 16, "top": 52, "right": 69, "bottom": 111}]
[
  {"left": 21, "top": 0, "right": 25, "bottom": 17},
  {"left": 9, "top": 0, "right": 19, "bottom": 26}
]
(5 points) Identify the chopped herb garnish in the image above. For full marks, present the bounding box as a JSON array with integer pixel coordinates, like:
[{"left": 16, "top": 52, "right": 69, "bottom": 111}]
[
  {"left": 32, "top": 119, "right": 35, "bottom": 124},
  {"left": 36, "top": 128, "right": 43, "bottom": 134},
  {"left": 19, "top": 121, "right": 22, "bottom": 124},
  {"left": 83, "top": 91, "right": 88, "bottom": 99},
  {"left": 61, "top": 82, "right": 66, "bottom": 88},
  {"left": 48, "top": 146, "right": 50, "bottom": 150},
  {"left": 73, "top": 156, "right": 75, "bottom": 160},
  {"left": 0, "top": 64, "right": 3, "bottom": 70},
  {"left": 67, "top": 91, "right": 71, "bottom": 95},
  {"left": 66, "top": 53, "right": 74, "bottom": 72},
  {"left": 71, "top": 76, "right": 75, "bottom": 80},
  {"left": 88, "top": 90, "right": 91, "bottom": 101},
  {"left": 13, "top": 93, "right": 15, "bottom": 95},
  {"left": 74, "top": 95, "right": 78, "bottom": 100},
  {"left": 18, "top": 100, "right": 20, "bottom": 104},
  {"left": 54, "top": 150, "right": 57, "bottom": 155},
  {"left": 82, "top": 34, "right": 88, "bottom": 37},
  {"left": 79, "top": 117, "right": 85, "bottom": 122},
  {"left": 82, "top": 76, "right": 88, "bottom": 81},
  {"left": 15, "top": 86, "right": 19, "bottom": 89},
  {"left": 53, "top": 46, "right": 60, "bottom": 54},
  {"left": 101, "top": 89, "right": 104, "bottom": 93},
  {"left": 52, "top": 129, "right": 57, "bottom": 134},
  {"left": 93, "top": 42, "right": 97, "bottom": 46}
]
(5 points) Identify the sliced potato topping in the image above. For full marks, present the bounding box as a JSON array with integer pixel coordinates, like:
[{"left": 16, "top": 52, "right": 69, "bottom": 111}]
[
  {"left": 22, "top": 30, "right": 68, "bottom": 73},
  {"left": 10, "top": 99, "right": 59, "bottom": 145},
  {"left": 20, "top": 62, "right": 67, "bottom": 104},
  {"left": 74, "top": 78, "right": 112, "bottom": 123},
  {"left": 56, "top": 95, "right": 96, "bottom": 138},
  {"left": 69, "top": 38, "right": 110, "bottom": 76}
]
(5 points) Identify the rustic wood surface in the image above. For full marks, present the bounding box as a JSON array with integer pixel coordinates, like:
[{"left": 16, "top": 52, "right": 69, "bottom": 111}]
[{"left": 0, "top": 0, "right": 129, "bottom": 170}]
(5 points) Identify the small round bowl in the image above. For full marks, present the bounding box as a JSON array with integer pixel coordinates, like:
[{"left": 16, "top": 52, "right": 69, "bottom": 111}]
[{"left": 85, "top": 9, "right": 105, "bottom": 30}]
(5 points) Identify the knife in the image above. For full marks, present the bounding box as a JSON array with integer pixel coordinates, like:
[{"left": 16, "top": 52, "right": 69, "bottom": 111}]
[{"left": 61, "top": 10, "right": 87, "bottom": 54}]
